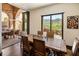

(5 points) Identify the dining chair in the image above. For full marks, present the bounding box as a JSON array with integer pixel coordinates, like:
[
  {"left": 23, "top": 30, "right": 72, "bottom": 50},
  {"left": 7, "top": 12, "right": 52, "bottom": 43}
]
[
  {"left": 66, "top": 38, "right": 79, "bottom": 56},
  {"left": 28, "top": 34, "right": 34, "bottom": 47},
  {"left": 43, "top": 29, "right": 49, "bottom": 32},
  {"left": 47, "top": 31, "right": 54, "bottom": 38},
  {"left": 15, "top": 30, "right": 20, "bottom": 38},
  {"left": 37, "top": 31, "right": 43, "bottom": 36},
  {"left": 33, "top": 38, "right": 54, "bottom": 56},
  {"left": 43, "top": 31, "right": 47, "bottom": 38},
  {"left": 33, "top": 38, "right": 46, "bottom": 56},
  {"left": 72, "top": 38, "right": 79, "bottom": 56},
  {"left": 21, "top": 36, "right": 30, "bottom": 56},
  {"left": 15, "top": 30, "right": 20, "bottom": 35},
  {"left": 28, "top": 34, "right": 33, "bottom": 41},
  {"left": 2, "top": 32, "right": 8, "bottom": 39},
  {"left": 8, "top": 30, "right": 14, "bottom": 38}
]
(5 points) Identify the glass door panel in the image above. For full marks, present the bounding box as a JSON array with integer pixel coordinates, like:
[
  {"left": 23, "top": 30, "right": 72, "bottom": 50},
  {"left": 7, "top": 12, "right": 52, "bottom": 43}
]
[
  {"left": 22, "top": 12, "right": 27, "bottom": 32},
  {"left": 24, "top": 14, "right": 27, "bottom": 31},
  {"left": 51, "top": 14, "right": 62, "bottom": 39},
  {"left": 43, "top": 16, "right": 50, "bottom": 31},
  {"left": 22, "top": 11, "right": 30, "bottom": 34}
]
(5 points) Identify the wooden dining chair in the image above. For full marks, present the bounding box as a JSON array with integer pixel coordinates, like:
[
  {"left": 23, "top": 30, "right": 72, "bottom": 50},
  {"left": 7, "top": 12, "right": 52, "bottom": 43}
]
[
  {"left": 15, "top": 30, "right": 20, "bottom": 35},
  {"left": 47, "top": 31, "right": 54, "bottom": 38},
  {"left": 15, "top": 30, "right": 21, "bottom": 38},
  {"left": 33, "top": 38, "right": 46, "bottom": 56},
  {"left": 37, "top": 31, "right": 43, "bottom": 36},
  {"left": 72, "top": 38, "right": 79, "bottom": 56},
  {"left": 21, "top": 36, "right": 30, "bottom": 56},
  {"left": 43, "top": 29, "right": 49, "bottom": 32},
  {"left": 28, "top": 34, "right": 34, "bottom": 47},
  {"left": 2, "top": 32, "right": 8, "bottom": 39},
  {"left": 8, "top": 30, "right": 14, "bottom": 38}
]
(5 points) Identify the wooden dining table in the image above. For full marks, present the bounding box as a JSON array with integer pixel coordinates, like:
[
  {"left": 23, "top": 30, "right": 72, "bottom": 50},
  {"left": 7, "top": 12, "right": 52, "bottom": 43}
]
[{"left": 21, "top": 32, "right": 67, "bottom": 55}]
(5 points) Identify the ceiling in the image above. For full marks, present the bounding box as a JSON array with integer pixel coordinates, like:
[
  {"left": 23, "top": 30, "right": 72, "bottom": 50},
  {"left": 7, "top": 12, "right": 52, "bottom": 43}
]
[{"left": 9, "top": 3, "right": 53, "bottom": 11}]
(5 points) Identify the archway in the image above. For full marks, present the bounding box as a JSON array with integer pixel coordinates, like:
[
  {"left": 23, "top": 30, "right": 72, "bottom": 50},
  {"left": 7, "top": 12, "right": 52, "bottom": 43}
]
[
  {"left": 15, "top": 9, "right": 22, "bottom": 31},
  {"left": 2, "top": 12, "right": 9, "bottom": 30}
]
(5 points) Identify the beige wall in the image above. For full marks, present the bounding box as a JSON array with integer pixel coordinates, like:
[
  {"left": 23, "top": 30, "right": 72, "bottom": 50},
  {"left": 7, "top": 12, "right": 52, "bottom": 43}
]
[
  {"left": 30, "top": 3, "right": 79, "bottom": 46},
  {"left": 0, "top": 3, "right": 2, "bottom": 53}
]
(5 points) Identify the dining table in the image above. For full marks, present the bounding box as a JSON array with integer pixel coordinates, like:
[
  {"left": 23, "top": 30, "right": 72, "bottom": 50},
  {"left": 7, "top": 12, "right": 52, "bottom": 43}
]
[{"left": 21, "top": 32, "right": 67, "bottom": 55}]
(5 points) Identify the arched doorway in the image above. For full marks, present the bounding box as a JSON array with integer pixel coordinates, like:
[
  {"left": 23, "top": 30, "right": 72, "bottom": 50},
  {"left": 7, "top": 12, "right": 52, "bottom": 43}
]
[
  {"left": 2, "top": 12, "right": 9, "bottom": 30},
  {"left": 15, "top": 10, "right": 22, "bottom": 31}
]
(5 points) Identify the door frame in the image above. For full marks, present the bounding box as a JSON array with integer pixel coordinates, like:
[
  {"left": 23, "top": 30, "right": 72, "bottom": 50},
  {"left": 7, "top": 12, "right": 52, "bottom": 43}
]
[{"left": 41, "top": 12, "right": 64, "bottom": 39}]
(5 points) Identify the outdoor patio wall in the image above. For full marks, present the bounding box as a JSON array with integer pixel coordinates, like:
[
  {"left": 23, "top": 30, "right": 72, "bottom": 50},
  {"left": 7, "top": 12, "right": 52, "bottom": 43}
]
[
  {"left": 30, "top": 3, "right": 79, "bottom": 46},
  {"left": 0, "top": 3, "right": 2, "bottom": 54}
]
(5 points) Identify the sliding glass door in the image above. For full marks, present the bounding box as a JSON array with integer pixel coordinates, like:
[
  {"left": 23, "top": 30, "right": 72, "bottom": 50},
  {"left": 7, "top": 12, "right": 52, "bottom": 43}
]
[
  {"left": 51, "top": 14, "right": 63, "bottom": 39},
  {"left": 42, "top": 16, "right": 50, "bottom": 31},
  {"left": 41, "top": 13, "right": 63, "bottom": 39}
]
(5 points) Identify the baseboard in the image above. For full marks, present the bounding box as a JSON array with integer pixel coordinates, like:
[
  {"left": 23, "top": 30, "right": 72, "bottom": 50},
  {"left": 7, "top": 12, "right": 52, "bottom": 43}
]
[
  {"left": 66, "top": 45, "right": 79, "bottom": 52},
  {"left": 0, "top": 52, "right": 2, "bottom": 56},
  {"left": 66, "top": 45, "right": 72, "bottom": 50}
]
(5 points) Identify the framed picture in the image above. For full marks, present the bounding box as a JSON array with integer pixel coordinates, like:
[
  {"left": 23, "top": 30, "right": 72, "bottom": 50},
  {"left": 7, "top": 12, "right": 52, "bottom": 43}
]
[{"left": 67, "top": 16, "right": 79, "bottom": 29}]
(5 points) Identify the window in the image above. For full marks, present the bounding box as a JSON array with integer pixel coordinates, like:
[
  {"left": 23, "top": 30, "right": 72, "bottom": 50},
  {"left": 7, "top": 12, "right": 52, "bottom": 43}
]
[
  {"left": 2, "top": 12, "right": 9, "bottom": 29},
  {"left": 41, "top": 13, "right": 63, "bottom": 39},
  {"left": 22, "top": 11, "right": 30, "bottom": 34},
  {"left": 24, "top": 13, "right": 27, "bottom": 31},
  {"left": 42, "top": 16, "right": 50, "bottom": 31}
]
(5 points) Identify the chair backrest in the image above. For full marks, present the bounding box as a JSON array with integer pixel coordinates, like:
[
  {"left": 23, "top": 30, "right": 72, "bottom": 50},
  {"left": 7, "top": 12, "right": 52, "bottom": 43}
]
[
  {"left": 20, "top": 31, "right": 27, "bottom": 37},
  {"left": 47, "top": 31, "right": 54, "bottom": 38},
  {"left": 43, "top": 29, "right": 49, "bottom": 32},
  {"left": 15, "top": 30, "right": 20, "bottom": 35},
  {"left": 22, "top": 36, "right": 30, "bottom": 54},
  {"left": 43, "top": 31, "right": 47, "bottom": 37},
  {"left": 37, "top": 31, "right": 43, "bottom": 36},
  {"left": 72, "top": 38, "right": 79, "bottom": 56},
  {"left": 28, "top": 34, "right": 33, "bottom": 43},
  {"left": 8, "top": 30, "right": 14, "bottom": 35},
  {"left": 33, "top": 39, "right": 46, "bottom": 56}
]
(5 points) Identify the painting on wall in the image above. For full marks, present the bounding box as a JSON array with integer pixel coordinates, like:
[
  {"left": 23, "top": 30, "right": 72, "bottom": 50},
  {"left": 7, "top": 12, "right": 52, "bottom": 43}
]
[{"left": 67, "top": 16, "right": 79, "bottom": 29}]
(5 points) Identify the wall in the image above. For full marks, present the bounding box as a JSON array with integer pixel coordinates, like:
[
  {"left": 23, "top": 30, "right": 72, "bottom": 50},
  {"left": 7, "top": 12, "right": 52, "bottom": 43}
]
[
  {"left": 30, "top": 3, "right": 79, "bottom": 46},
  {"left": 0, "top": 3, "right": 2, "bottom": 54}
]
